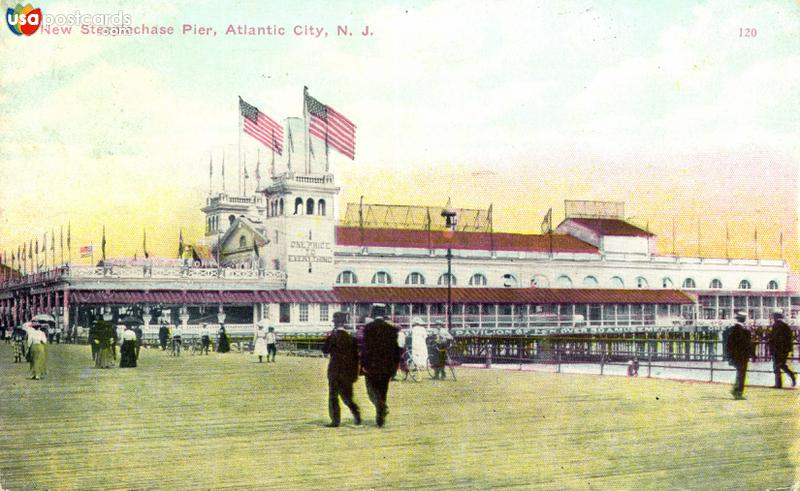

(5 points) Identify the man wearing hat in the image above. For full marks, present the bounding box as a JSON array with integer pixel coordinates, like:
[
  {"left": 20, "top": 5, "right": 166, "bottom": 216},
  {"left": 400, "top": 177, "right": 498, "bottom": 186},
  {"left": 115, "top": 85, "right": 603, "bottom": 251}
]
[
  {"left": 322, "top": 312, "right": 361, "bottom": 427},
  {"left": 432, "top": 320, "right": 454, "bottom": 380},
  {"left": 768, "top": 308, "right": 796, "bottom": 388},
  {"left": 361, "top": 304, "right": 400, "bottom": 427},
  {"left": 725, "top": 311, "right": 754, "bottom": 399}
]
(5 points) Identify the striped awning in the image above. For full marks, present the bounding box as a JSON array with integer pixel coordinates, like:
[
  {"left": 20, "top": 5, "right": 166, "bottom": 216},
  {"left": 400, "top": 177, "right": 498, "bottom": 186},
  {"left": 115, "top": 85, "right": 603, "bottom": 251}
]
[
  {"left": 333, "top": 287, "right": 695, "bottom": 305},
  {"left": 69, "top": 289, "right": 339, "bottom": 305}
]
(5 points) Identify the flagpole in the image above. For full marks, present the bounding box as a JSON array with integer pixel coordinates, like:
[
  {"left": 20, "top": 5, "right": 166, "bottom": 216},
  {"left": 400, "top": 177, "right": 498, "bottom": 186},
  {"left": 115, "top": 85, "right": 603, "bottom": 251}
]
[
  {"left": 238, "top": 97, "right": 242, "bottom": 195},
  {"left": 671, "top": 218, "right": 676, "bottom": 256},
  {"left": 67, "top": 222, "right": 71, "bottom": 266},
  {"left": 303, "top": 86, "right": 309, "bottom": 176},
  {"left": 725, "top": 222, "right": 729, "bottom": 260},
  {"left": 780, "top": 231, "right": 784, "bottom": 261},
  {"left": 209, "top": 152, "right": 213, "bottom": 196},
  {"left": 222, "top": 151, "right": 226, "bottom": 194}
]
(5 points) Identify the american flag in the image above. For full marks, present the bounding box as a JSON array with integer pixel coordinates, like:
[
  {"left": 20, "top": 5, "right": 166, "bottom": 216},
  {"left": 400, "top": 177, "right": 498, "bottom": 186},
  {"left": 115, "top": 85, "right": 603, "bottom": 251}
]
[
  {"left": 80, "top": 245, "right": 93, "bottom": 258},
  {"left": 305, "top": 90, "right": 356, "bottom": 160},
  {"left": 240, "top": 97, "right": 283, "bottom": 155}
]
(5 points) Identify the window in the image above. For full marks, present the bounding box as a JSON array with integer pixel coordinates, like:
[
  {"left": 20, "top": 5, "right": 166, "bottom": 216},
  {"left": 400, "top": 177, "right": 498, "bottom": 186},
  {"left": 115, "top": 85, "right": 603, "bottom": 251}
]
[
  {"left": 662, "top": 277, "right": 673, "bottom": 288},
  {"left": 239, "top": 236, "right": 247, "bottom": 248},
  {"left": 501, "top": 274, "right": 518, "bottom": 288},
  {"left": 306, "top": 198, "right": 314, "bottom": 215},
  {"left": 530, "top": 275, "right": 548, "bottom": 288},
  {"left": 636, "top": 277, "right": 649, "bottom": 288},
  {"left": 582, "top": 276, "right": 599, "bottom": 288},
  {"left": 556, "top": 275, "right": 572, "bottom": 288},
  {"left": 294, "top": 197, "right": 303, "bottom": 215},
  {"left": 372, "top": 271, "right": 392, "bottom": 285},
  {"left": 610, "top": 276, "right": 624, "bottom": 288},
  {"left": 767, "top": 280, "right": 779, "bottom": 290},
  {"left": 438, "top": 273, "right": 457, "bottom": 286},
  {"left": 279, "top": 198, "right": 284, "bottom": 215},
  {"left": 279, "top": 303, "right": 290, "bottom": 323},
  {"left": 405, "top": 272, "right": 426, "bottom": 285},
  {"left": 336, "top": 271, "right": 358, "bottom": 285},
  {"left": 299, "top": 303, "right": 309, "bottom": 322},
  {"left": 682, "top": 278, "right": 696, "bottom": 289},
  {"left": 469, "top": 273, "right": 488, "bottom": 286},
  {"left": 318, "top": 199, "right": 326, "bottom": 216},
  {"left": 709, "top": 279, "right": 722, "bottom": 289},
  {"left": 738, "top": 279, "right": 751, "bottom": 290},
  {"left": 273, "top": 259, "right": 280, "bottom": 270},
  {"left": 320, "top": 304, "right": 329, "bottom": 322}
]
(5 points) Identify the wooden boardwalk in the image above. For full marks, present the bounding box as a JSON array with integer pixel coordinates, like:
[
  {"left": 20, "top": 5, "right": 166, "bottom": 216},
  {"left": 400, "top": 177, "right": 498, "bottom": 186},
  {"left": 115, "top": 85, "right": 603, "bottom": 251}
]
[{"left": 0, "top": 344, "right": 798, "bottom": 489}]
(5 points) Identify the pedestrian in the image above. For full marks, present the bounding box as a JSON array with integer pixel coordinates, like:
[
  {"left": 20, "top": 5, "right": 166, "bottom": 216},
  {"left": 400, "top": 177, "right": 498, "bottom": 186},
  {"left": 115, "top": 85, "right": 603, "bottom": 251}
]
[
  {"left": 768, "top": 308, "right": 796, "bottom": 388},
  {"left": 361, "top": 304, "right": 400, "bottom": 427},
  {"left": 12, "top": 324, "right": 26, "bottom": 363},
  {"left": 200, "top": 323, "right": 211, "bottom": 355},
  {"left": 88, "top": 321, "right": 99, "bottom": 361},
  {"left": 724, "top": 311, "right": 754, "bottom": 400},
  {"left": 4, "top": 324, "right": 12, "bottom": 344},
  {"left": 217, "top": 324, "right": 231, "bottom": 353},
  {"left": 119, "top": 326, "right": 138, "bottom": 368},
  {"left": 113, "top": 323, "right": 124, "bottom": 361},
  {"left": 158, "top": 321, "right": 169, "bottom": 351},
  {"left": 94, "top": 314, "right": 116, "bottom": 369},
  {"left": 253, "top": 323, "right": 268, "bottom": 363},
  {"left": 132, "top": 324, "right": 143, "bottom": 360},
  {"left": 26, "top": 323, "right": 48, "bottom": 380},
  {"left": 395, "top": 326, "right": 408, "bottom": 379},
  {"left": 266, "top": 326, "right": 277, "bottom": 362},
  {"left": 322, "top": 312, "right": 361, "bottom": 427},
  {"left": 432, "top": 322, "right": 454, "bottom": 380},
  {"left": 410, "top": 317, "right": 429, "bottom": 370},
  {"left": 171, "top": 324, "right": 182, "bottom": 357}
]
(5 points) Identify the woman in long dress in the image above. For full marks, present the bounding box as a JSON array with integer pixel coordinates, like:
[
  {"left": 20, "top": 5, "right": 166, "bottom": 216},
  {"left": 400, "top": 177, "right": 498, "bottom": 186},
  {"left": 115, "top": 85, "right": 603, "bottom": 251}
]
[
  {"left": 94, "top": 318, "right": 115, "bottom": 368},
  {"left": 410, "top": 318, "right": 429, "bottom": 369},
  {"left": 253, "top": 324, "right": 268, "bottom": 363},
  {"left": 119, "top": 326, "right": 137, "bottom": 368},
  {"left": 26, "top": 323, "right": 48, "bottom": 379},
  {"left": 217, "top": 325, "right": 230, "bottom": 353}
]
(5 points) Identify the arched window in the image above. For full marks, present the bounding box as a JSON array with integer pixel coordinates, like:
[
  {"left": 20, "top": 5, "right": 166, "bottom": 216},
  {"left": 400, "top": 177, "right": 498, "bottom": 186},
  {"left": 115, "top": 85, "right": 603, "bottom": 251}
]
[
  {"left": 582, "top": 276, "right": 599, "bottom": 288},
  {"left": 372, "top": 271, "right": 392, "bottom": 285},
  {"left": 738, "top": 279, "right": 751, "bottom": 290},
  {"left": 556, "top": 275, "right": 572, "bottom": 288},
  {"left": 662, "top": 277, "right": 674, "bottom": 288},
  {"left": 279, "top": 198, "right": 284, "bottom": 215},
  {"left": 438, "top": 273, "right": 457, "bottom": 286},
  {"left": 336, "top": 271, "right": 358, "bottom": 285},
  {"left": 306, "top": 198, "right": 314, "bottom": 215},
  {"left": 682, "top": 278, "right": 696, "bottom": 289},
  {"left": 239, "top": 236, "right": 247, "bottom": 248},
  {"left": 318, "top": 199, "right": 326, "bottom": 216},
  {"left": 636, "top": 277, "right": 648, "bottom": 288},
  {"left": 610, "top": 276, "right": 624, "bottom": 288},
  {"left": 228, "top": 214, "right": 236, "bottom": 225},
  {"left": 501, "top": 274, "right": 518, "bottom": 288},
  {"left": 405, "top": 272, "right": 426, "bottom": 285},
  {"left": 767, "top": 280, "right": 779, "bottom": 290},
  {"left": 709, "top": 279, "right": 722, "bottom": 289},
  {"left": 531, "top": 275, "right": 549, "bottom": 288},
  {"left": 469, "top": 273, "right": 487, "bottom": 286},
  {"left": 294, "top": 197, "right": 303, "bottom": 215}
]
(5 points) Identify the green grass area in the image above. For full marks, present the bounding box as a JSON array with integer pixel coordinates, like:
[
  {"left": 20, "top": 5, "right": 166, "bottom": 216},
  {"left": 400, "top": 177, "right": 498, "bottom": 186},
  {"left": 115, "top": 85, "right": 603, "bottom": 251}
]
[{"left": 1, "top": 344, "right": 798, "bottom": 490}]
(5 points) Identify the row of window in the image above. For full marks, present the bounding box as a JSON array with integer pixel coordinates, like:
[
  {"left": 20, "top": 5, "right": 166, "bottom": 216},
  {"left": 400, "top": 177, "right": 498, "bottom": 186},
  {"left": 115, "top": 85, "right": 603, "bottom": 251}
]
[
  {"left": 335, "top": 270, "right": 781, "bottom": 290},
  {"left": 278, "top": 303, "right": 329, "bottom": 323},
  {"left": 268, "top": 197, "right": 327, "bottom": 217}
]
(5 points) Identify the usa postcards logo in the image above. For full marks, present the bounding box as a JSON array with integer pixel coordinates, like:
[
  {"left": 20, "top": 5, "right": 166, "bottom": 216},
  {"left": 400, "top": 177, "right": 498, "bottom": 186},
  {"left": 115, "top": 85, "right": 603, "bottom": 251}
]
[{"left": 6, "top": 4, "right": 42, "bottom": 36}]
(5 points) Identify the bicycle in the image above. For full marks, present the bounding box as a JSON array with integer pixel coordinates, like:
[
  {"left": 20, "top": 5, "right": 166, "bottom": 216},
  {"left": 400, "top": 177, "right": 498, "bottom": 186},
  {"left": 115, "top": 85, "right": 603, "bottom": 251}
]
[{"left": 399, "top": 350, "right": 423, "bottom": 382}]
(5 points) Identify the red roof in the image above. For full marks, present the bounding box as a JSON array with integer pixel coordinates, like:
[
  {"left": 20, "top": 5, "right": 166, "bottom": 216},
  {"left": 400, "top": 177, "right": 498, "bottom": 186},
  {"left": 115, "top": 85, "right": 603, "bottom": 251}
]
[
  {"left": 335, "top": 227, "right": 598, "bottom": 254},
  {"left": 334, "top": 287, "right": 694, "bottom": 305},
  {"left": 564, "top": 218, "right": 653, "bottom": 237}
]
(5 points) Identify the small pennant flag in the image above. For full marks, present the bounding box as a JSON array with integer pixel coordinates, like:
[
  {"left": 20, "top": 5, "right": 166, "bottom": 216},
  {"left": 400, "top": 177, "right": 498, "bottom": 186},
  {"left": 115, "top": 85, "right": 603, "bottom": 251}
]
[{"left": 80, "top": 245, "right": 93, "bottom": 258}]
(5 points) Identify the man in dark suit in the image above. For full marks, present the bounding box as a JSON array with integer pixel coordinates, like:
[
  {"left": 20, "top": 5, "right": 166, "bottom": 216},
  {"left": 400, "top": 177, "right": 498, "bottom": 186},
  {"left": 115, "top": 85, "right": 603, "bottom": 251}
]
[
  {"left": 768, "top": 308, "right": 796, "bottom": 388},
  {"left": 322, "top": 312, "right": 361, "bottom": 427},
  {"left": 725, "top": 311, "right": 754, "bottom": 400},
  {"left": 158, "top": 321, "right": 169, "bottom": 351},
  {"left": 361, "top": 304, "right": 400, "bottom": 427}
]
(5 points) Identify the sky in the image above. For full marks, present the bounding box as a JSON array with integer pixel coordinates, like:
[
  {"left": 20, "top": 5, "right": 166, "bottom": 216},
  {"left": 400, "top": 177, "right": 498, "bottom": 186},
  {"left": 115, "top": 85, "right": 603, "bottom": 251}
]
[{"left": 0, "top": 0, "right": 798, "bottom": 267}]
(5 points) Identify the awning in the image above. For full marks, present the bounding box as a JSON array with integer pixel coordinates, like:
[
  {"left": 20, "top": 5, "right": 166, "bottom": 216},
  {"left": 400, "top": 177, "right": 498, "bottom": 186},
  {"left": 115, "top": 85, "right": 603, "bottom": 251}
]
[
  {"left": 69, "top": 289, "right": 339, "bottom": 305},
  {"left": 333, "top": 287, "right": 695, "bottom": 305}
]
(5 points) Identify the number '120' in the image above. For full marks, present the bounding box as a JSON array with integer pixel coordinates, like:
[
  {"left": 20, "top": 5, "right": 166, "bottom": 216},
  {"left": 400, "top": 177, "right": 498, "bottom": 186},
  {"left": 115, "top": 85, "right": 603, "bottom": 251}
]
[{"left": 739, "top": 27, "right": 757, "bottom": 37}]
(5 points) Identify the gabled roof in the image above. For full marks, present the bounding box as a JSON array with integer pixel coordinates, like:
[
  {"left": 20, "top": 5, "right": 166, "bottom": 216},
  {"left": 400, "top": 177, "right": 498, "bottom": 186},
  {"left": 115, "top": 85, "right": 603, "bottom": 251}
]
[
  {"left": 218, "top": 216, "right": 270, "bottom": 251},
  {"left": 334, "top": 227, "right": 598, "bottom": 254},
  {"left": 561, "top": 218, "right": 654, "bottom": 237},
  {"left": 334, "top": 287, "right": 694, "bottom": 305}
]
